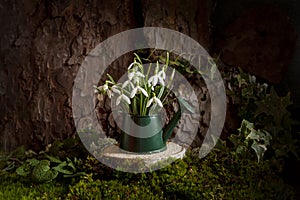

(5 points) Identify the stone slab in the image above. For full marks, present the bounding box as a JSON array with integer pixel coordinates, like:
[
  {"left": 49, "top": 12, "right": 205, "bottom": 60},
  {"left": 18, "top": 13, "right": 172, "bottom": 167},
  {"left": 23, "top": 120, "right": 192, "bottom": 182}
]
[{"left": 101, "top": 142, "right": 186, "bottom": 166}]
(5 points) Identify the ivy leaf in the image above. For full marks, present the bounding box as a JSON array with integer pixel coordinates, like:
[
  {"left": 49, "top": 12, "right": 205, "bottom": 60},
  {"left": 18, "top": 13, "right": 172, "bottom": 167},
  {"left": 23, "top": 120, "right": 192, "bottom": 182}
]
[
  {"left": 251, "top": 141, "right": 267, "bottom": 163},
  {"left": 246, "top": 129, "right": 259, "bottom": 140},
  {"left": 255, "top": 87, "right": 292, "bottom": 125},
  {"left": 238, "top": 120, "right": 254, "bottom": 136}
]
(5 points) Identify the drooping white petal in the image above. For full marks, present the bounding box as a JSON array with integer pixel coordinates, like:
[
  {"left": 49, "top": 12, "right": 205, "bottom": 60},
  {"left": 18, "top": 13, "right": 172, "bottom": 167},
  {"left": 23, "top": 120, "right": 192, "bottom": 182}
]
[
  {"left": 148, "top": 75, "right": 158, "bottom": 86},
  {"left": 128, "top": 72, "right": 135, "bottom": 80},
  {"left": 130, "top": 86, "right": 149, "bottom": 98},
  {"left": 102, "top": 84, "right": 108, "bottom": 91},
  {"left": 146, "top": 98, "right": 153, "bottom": 107},
  {"left": 122, "top": 80, "right": 130, "bottom": 88},
  {"left": 116, "top": 95, "right": 122, "bottom": 105},
  {"left": 158, "top": 71, "right": 166, "bottom": 80},
  {"left": 130, "top": 87, "right": 138, "bottom": 98},
  {"left": 139, "top": 87, "right": 149, "bottom": 97},
  {"left": 158, "top": 76, "right": 165, "bottom": 86},
  {"left": 116, "top": 94, "right": 131, "bottom": 105},
  {"left": 147, "top": 96, "right": 163, "bottom": 108},
  {"left": 111, "top": 85, "right": 121, "bottom": 94},
  {"left": 154, "top": 97, "right": 163, "bottom": 108},
  {"left": 128, "top": 62, "right": 136, "bottom": 70},
  {"left": 135, "top": 71, "right": 145, "bottom": 78},
  {"left": 122, "top": 94, "right": 131, "bottom": 104},
  {"left": 107, "top": 90, "right": 113, "bottom": 98}
]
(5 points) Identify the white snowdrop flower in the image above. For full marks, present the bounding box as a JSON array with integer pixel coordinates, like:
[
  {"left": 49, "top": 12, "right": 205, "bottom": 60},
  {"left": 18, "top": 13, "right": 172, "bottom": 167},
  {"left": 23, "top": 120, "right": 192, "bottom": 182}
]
[
  {"left": 146, "top": 96, "right": 163, "bottom": 108},
  {"left": 122, "top": 80, "right": 134, "bottom": 88},
  {"left": 116, "top": 94, "right": 131, "bottom": 105},
  {"left": 158, "top": 70, "right": 166, "bottom": 80},
  {"left": 107, "top": 89, "right": 113, "bottom": 99},
  {"left": 132, "top": 76, "right": 141, "bottom": 85},
  {"left": 101, "top": 84, "right": 109, "bottom": 91},
  {"left": 94, "top": 84, "right": 108, "bottom": 93},
  {"left": 93, "top": 85, "right": 102, "bottom": 93},
  {"left": 148, "top": 75, "right": 159, "bottom": 86},
  {"left": 111, "top": 85, "right": 121, "bottom": 94},
  {"left": 148, "top": 70, "right": 166, "bottom": 87},
  {"left": 128, "top": 72, "right": 135, "bottom": 80},
  {"left": 157, "top": 74, "right": 165, "bottom": 86},
  {"left": 135, "top": 71, "right": 145, "bottom": 78},
  {"left": 128, "top": 71, "right": 145, "bottom": 85},
  {"left": 130, "top": 86, "right": 148, "bottom": 98}
]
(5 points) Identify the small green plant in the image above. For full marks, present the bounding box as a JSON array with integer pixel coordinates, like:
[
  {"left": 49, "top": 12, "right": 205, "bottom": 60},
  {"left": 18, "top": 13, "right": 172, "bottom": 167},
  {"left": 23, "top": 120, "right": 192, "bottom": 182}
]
[
  {"left": 255, "top": 88, "right": 298, "bottom": 159},
  {"left": 16, "top": 155, "right": 85, "bottom": 183},
  {"left": 229, "top": 120, "right": 271, "bottom": 162},
  {"left": 224, "top": 68, "right": 299, "bottom": 169},
  {"left": 225, "top": 68, "right": 268, "bottom": 120}
]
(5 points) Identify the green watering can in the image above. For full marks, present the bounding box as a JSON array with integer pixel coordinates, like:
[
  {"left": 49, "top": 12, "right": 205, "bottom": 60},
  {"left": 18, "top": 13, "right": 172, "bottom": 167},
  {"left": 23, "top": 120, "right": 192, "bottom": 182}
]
[{"left": 119, "top": 97, "right": 195, "bottom": 153}]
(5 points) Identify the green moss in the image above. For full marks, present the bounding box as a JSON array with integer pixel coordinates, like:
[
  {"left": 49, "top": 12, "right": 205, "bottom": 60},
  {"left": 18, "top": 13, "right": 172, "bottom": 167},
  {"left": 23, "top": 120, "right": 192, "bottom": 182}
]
[
  {"left": 0, "top": 171, "right": 68, "bottom": 200},
  {"left": 0, "top": 148, "right": 295, "bottom": 200},
  {"left": 66, "top": 150, "right": 295, "bottom": 200}
]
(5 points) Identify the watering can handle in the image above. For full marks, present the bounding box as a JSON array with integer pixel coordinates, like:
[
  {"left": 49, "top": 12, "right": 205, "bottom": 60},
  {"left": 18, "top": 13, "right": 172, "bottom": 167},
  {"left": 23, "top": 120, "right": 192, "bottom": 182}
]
[{"left": 162, "top": 97, "right": 195, "bottom": 143}]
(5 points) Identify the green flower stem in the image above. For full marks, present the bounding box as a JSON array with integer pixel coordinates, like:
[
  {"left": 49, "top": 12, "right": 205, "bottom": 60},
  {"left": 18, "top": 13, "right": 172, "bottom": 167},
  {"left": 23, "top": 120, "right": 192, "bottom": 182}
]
[
  {"left": 146, "top": 63, "right": 152, "bottom": 80},
  {"left": 140, "top": 93, "right": 143, "bottom": 115},
  {"left": 133, "top": 98, "right": 137, "bottom": 115}
]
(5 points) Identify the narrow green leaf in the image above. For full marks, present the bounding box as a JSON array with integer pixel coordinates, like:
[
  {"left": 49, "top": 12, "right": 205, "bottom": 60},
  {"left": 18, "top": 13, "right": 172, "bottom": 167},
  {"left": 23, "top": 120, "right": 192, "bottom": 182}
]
[
  {"left": 106, "top": 74, "right": 115, "bottom": 84},
  {"left": 177, "top": 97, "right": 195, "bottom": 114},
  {"left": 45, "top": 155, "right": 62, "bottom": 163}
]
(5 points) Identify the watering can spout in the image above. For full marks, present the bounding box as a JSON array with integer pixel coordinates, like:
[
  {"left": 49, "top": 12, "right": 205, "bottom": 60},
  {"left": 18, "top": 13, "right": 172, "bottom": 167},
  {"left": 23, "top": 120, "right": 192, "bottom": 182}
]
[{"left": 162, "top": 97, "right": 195, "bottom": 143}]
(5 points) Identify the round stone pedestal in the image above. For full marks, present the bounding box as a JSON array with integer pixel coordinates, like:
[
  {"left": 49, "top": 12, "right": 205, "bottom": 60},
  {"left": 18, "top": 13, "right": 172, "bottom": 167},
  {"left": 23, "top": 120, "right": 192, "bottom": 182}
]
[{"left": 101, "top": 142, "right": 186, "bottom": 167}]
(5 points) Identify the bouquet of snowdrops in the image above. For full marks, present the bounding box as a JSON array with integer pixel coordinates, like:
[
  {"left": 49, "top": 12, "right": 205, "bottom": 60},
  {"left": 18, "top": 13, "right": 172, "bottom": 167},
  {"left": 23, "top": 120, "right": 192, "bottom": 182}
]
[{"left": 94, "top": 52, "right": 175, "bottom": 116}]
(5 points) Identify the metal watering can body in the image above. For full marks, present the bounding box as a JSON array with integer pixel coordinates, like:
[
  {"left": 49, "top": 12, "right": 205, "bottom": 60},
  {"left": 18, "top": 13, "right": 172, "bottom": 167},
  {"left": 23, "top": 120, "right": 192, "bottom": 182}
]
[
  {"left": 119, "top": 97, "right": 194, "bottom": 153},
  {"left": 119, "top": 111, "right": 181, "bottom": 153}
]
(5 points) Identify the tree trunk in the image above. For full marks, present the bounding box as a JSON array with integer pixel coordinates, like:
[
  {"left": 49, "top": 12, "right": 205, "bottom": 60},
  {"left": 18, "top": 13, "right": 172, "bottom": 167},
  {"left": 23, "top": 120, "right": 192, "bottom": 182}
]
[
  {"left": 0, "top": 0, "right": 137, "bottom": 151},
  {"left": 0, "top": 0, "right": 213, "bottom": 151}
]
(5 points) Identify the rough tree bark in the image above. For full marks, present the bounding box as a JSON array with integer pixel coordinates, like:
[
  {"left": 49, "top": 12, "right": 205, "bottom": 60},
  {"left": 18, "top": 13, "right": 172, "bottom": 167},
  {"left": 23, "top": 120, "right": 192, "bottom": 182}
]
[
  {"left": 0, "top": 0, "right": 137, "bottom": 151},
  {"left": 0, "top": 0, "right": 214, "bottom": 151}
]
